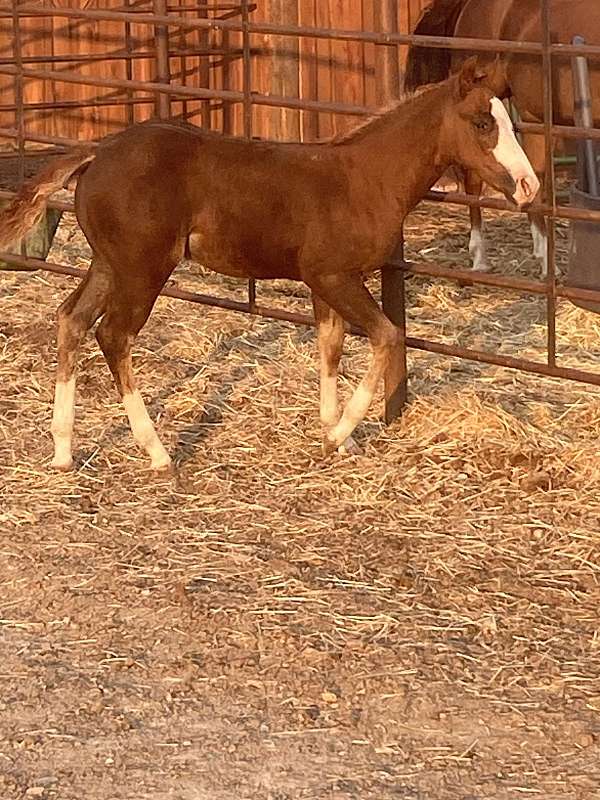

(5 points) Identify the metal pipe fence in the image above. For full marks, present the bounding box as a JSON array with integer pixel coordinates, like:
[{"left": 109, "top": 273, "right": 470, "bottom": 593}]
[{"left": 1, "top": 0, "right": 600, "bottom": 421}]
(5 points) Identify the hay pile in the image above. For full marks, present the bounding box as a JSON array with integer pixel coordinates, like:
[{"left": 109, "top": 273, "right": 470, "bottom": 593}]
[{"left": 1, "top": 200, "right": 600, "bottom": 799}]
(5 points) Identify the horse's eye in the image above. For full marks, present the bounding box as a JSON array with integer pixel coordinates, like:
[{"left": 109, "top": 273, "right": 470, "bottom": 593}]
[{"left": 474, "top": 117, "right": 493, "bottom": 133}]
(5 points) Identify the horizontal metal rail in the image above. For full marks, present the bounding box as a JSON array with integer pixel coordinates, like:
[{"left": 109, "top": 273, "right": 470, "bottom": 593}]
[
  {"left": 3, "top": 0, "right": 600, "bottom": 402},
  {"left": 0, "top": 96, "right": 233, "bottom": 113},
  {"left": 0, "top": 63, "right": 377, "bottom": 119},
  {"left": 400, "top": 260, "right": 600, "bottom": 306},
  {"left": 2, "top": 250, "right": 599, "bottom": 388},
  {"left": 0, "top": 48, "right": 240, "bottom": 66},
  {"left": 4, "top": 4, "right": 600, "bottom": 60},
  {"left": 1, "top": 60, "right": 599, "bottom": 147},
  {"left": 2, "top": 162, "right": 599, "bottom": 227}
]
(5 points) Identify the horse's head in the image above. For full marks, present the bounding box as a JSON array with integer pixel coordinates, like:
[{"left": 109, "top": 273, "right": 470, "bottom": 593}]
[{"left": 442, "top": 57, "right": 539, "bottom": 208}]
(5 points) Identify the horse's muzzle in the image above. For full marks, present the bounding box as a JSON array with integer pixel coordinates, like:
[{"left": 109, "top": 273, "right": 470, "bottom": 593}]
[{"left": 513, "top": 174, "right": 541, "bottom": 209}]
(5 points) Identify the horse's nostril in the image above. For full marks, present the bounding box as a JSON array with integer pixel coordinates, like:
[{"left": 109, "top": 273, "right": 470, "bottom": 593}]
[{"left": 520, "top": 177, "right": 533, "bottom": 198}]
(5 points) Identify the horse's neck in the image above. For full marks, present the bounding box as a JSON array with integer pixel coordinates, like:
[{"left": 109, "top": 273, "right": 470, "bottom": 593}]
[{"left": 343, "top": 88, "right": 449, "bottom": 215}]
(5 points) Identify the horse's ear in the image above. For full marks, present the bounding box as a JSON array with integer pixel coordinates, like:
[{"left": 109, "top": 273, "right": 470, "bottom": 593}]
[{"left": 457, "top": 56, "right": 488, "bottom": 98}]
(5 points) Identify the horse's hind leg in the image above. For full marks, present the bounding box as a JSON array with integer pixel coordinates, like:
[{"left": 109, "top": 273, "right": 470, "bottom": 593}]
[
  {"left": 51, "top": 260, "right": 109, "bottom": 470},
  {"left": 312, "top": 294, "right": 360, "bottom": 455},
  {"left": 308, "top": 272, "right": 400, "bottom": 455},
  {"left": 95, "top": 271, "right": 174, "bottom": 471}
]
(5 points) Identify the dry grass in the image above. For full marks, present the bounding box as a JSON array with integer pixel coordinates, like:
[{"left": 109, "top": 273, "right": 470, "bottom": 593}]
[{"left": 1, "top": 200, "right": 600, "bottom": 799}]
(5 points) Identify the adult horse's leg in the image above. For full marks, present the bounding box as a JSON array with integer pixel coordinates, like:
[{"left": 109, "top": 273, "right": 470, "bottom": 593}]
[
  {"left": 522, "top": 132, "right": 548, "bottom": 275},
  {"left": 307, "top": 272, "right": 400, "bottom": 455},
  {"left": 312, "top": 294, "right": 360, "bottom": 455},
  {"left": 465, "top": 170, "right": 490, "bottom": 272},
  {"left": 51, "top": 259, "right": 110, "bottom": 470},
  {"left": 95, "top": 263, "right": 177, "bottom": 471}
]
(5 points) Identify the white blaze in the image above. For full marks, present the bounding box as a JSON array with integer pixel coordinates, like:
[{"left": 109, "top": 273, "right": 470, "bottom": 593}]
[{"left": 490, "top": 97, "right": 540, "bottom": 207}]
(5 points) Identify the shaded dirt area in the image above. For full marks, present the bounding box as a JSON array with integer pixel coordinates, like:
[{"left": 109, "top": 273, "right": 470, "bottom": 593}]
[{"left": 1, "top": 201, "right": 600, "bottom": 799}]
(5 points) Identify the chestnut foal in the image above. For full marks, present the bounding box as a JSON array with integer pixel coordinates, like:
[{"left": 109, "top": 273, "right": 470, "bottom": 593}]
[{"left": 0, "top": 58, "right": 538, "bottom": 471}]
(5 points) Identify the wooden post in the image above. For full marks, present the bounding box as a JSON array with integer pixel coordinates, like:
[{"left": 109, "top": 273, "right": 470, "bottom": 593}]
[
  {"left": 374, "top": 0, "right": 400, "bottom": 107},
  {"left": 153, "top": 0, "right": 171, "bottom": 118},
  {"left": 375, "top": 0, "right": 407, "bottom": 423},
  {"left": 269, "top": 0, "right": 300, "bottom": 141}
]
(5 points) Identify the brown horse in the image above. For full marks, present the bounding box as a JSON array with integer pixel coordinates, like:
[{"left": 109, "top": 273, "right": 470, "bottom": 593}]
[
  {"left": 406, "top": 0, "right": 600, "bottom": 274},
  {"left": 0, "top": 59, "right": 538, "bottom": 471}
]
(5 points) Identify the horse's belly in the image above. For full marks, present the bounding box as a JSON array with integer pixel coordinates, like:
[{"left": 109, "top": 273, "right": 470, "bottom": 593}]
[{"left": 186, "top": 231, "right": 302, "bottom": 280}]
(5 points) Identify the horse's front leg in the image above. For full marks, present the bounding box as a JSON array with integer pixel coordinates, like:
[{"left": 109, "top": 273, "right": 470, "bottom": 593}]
[
  {"left": 309, "top": 273, "right": 400, "bottom": 456},
  {"left": 312, "top": 294, "right": 361, "bottom": 455},
  {"left": 522, "top": 132, "right": 548, "bottom": 275},
  {"left": 529, "top": 210, "right": 548, "bottom": 276},
  {"left": 465, "top": 170, "right": 490, "bottom": 272}
]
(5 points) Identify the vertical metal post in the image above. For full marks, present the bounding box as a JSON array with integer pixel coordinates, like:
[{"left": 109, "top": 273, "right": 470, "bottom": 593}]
[
  {"left": 153, "top": 0, "right": 171, "bottom": 118},
  {"left": 571, "top": 35, "right": 598, "bottom": 195},
  {"left": 242, "top": 0, "right": 256, "bottom": 312},
  {"left": 124, "top": 0, "right": 135, "bottom": 125},
  {"left": 11, "top": 0, "right": 25, "bottom": 188},
  {"left": 221, "top": 26, "right": 232, "bottom": 133},
  {"left": 198, "top": 4, "right": 211, "bottom": 128},
  {"left": 11, "top": 0, "right": 29, "bottom": 263},
  {"left": 242, "top": 0, "right": 252, "bottom": 140},
  {"left": 375, "top": 0, "right": 407, "bottom": 423},
  {"left": 541, "top": 0, "right": 557, "bottom": 368},
  {"left": 178, "top": 6, "right": 189, "bottom": 122}
]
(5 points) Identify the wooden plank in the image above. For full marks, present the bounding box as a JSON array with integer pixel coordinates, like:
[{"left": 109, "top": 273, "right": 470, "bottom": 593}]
[
  {"left": 299, "top": 0, "right": 318, "bottom": 141},
  {"left": 0, "top": 1, "right": 431, "bottom": 145},
  {"left": 268, "top": 0, "right": 300, "bottom": 140},
  {"left": 314, "top": 0, "right": 334, "bottom": 138}
]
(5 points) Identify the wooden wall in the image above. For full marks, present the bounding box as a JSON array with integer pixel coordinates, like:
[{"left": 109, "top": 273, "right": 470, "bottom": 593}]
[{"left": 0, "top": 0, "right": 430, "bottom": 145}]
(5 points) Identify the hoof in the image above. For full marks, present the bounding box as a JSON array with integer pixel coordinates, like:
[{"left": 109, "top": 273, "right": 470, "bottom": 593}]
[
  {"left": 338, "top": 436, "right": 362, "bottom": 456},
  {"left": 151, "top": 459, "right": 175, "bottom": 477},
  {"left": 322, "top": 436, "right": 338, "bottom": 458},
  {"left": 51, "top": 458, "right": 74, "bottom": 472}
]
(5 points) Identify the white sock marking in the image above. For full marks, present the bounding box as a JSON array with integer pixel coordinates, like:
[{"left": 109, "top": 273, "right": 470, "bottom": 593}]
[
  {"left": 328, "top": 384, "right": 374, "bottom": 447},
  {"left": 469, "top": 225, "right": 489, "bottom": 272},
  {"left": 51, "top": 377, "right": 76, "bottom": 469},
  {"left": 531, "top": 217, "right": 548, "bottom": 275},
  {"left": 122, "top": 390, "right": 171, "bottom": 470},
  {"left": 320, "top": 374, "right": 339, "bottom": 428}
]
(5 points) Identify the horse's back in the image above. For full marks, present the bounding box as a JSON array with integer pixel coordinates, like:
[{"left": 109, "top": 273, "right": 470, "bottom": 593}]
[
  {"left": 454, "top": 0, "right": 512, "bottom": 38},
  {"left": 77, "top": 120, "right": 355, "bottom": 282}
]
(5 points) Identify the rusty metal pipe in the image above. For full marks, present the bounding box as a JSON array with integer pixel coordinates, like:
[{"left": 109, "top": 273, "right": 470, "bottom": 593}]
[{"left": 3, "top": 250, "right": 600, "bottom": 390}]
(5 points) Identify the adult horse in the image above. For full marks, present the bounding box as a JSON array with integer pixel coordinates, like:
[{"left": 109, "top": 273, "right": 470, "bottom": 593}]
[
  {"left": 405, "top": 0, "right": 600, "bottom": 273},
  {"left": 0, "top": 59, "right": 538, "bottom": 471}
]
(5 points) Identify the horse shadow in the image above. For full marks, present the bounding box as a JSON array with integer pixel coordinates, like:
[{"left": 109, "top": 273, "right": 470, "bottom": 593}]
[
  {"left": 84, "top": 314, "right": 294, "bottom": 470},
  {"left": 402, "top": 285, "right": 599, "bottom": 432},
  {"left": 169, "top": 320, "right": 292, "bottom": 468}
]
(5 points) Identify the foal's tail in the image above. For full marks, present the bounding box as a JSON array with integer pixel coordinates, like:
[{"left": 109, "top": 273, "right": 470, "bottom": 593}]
[{"left": 0, "top": 147, "right": 95, "bottom": 250}]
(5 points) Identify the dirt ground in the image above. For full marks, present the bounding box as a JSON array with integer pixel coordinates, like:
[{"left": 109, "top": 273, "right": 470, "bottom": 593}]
[{"left": 2, "top": 199, "right": 600, "bottom": 799}]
